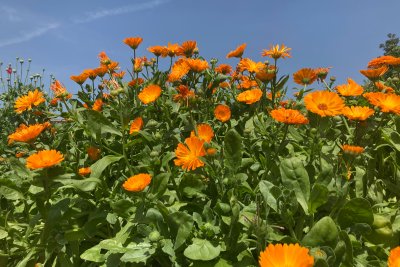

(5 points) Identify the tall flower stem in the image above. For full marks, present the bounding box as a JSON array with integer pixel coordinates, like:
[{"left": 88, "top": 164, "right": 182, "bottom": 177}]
[{"left": 118, "top": 96, "right": 134, "bottom": 176}]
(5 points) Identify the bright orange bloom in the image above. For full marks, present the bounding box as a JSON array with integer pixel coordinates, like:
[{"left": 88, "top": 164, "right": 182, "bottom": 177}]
[
  {"left": 341, "top": 144, "right": 364, "bottom": 155},
  {"left": 174, "top": 136, "right": 206, "bottom": 171},
  {"left": 314, "top": 67, "right": 331, "bottom": 81},
  {"left": 191, "top": 124, "right": 214, "bottom": 143},
  {"left": 129, "top": 117, "right": 144, "bottom": 134},
  {"left": 368, "top": 55, "right": 400, "bottom": 68},
  {"left": 166, "top": 43, "right": 180, "bottom": 57},
  {"left": 256, "top": 66, "right": 276, "bottom": 82},
  {"left": 138, "top": 84, "right": 162, "bottom": 104},
  {"left": 26, "top": 150, "right": 64, "bottom": 170},
  {"left": 214, "top": 104, "right": 231, "bottom": 122},
  {"left": 70, "top": 73, "right": 89, "bottom": 85},
  {"left": 51, "top": 80, "right": 69, "bottom": 98},
  {"left": 215, "top": 64, "right": 232, "bottom": 75},
  {"left": 360, "top": 66, "right": 388, "bottom": 80},
  {"left": 226, "top": 43, "right": 247, "bottom": 58},
  {"left": 78, "top": 167, "right": 91, "bottom": 176},
  {"left": 14, "top": 89, "right": 45, "bottom": 113},
  {"left": 87, "top": 146, "right": 101, "bottom": 161},
  {"left": 82, "top": 69, "right": 97, "bottom": 80},
  {"left": 123, "top": 37, "right": 143, "bottom": 50},
  {"left": 270, "top": 108, "right": 309, "bottom": 124},
  {"left": 123, "top": 173, "right": 152, "bottom": 192},
  {"left": 236, "top": 88, "right": 263, "bottom": 104},
  {"left": 8, "top": 123, "right": 47, "bottom": 143},
  {"left": 173, "top": 85, "right": 195, "bottom": 102},
  {"left": 238, "top": 76, "right": 258, "bottom": 90},
  {"left": 363, "top": 92, "right": 400, "bottom": 114},
  {"left": 206, "top": 148, "right": 217, "bottom": 156},
  {"left": 147, "top": 45, "right": 168, "bottom": 57},
  {"left": 128, "top": 78, "right": 144, "bottom": 87},
  {"left": 185, "top": 58, "right": 209, "bottom": 72},
  {"left": 261, "top": 44, "right": 291, "bottom": 59},
  {"left": 168, "top": 59, "right": 190, "bottom": 82},
  {"left": 342, "top": 106, "right": 374, "bottom": 121},
  {"left": 237, "top": 58, "right": 265, "bottom": 73},
  {"left": 266, "top": 92, "right": 282, "bottom": 101},
  {"left": 92, "top": 99, "right": 103, "bottom": 112},
  {"left": 336, "top": 78, "right": 364, "bottom": 96},
  {"left": 259, "top": 243, "right": 314, "bottom": 267},
  {"left": 293, "top": 68, "right": 317, "bottom": 86},
  {"left": 304, "top": 91, "right": 345, "bottom": 117},
  {"left": 177, "top": 40, "right": 197, "bottom": 57},
  {"left": 94, "top": 65, "right": 109, "bottom": 78},
  {"left": 388, "top": 246, "right": 400, "bottom": 267},
  {"left": 134, "top": 57, "right": 147, "bottom": 72},
  {"left": 50, "top": 98, "right": 60, "bottom": 106},
  {"left": 98, "top": 51, "right": 111, "bottom": 65},
  {"left": 107, "top": 61, "right": 120, "bottom": 73},
  {"left": 375, "top": 81, "right": 395, "bottom": 93},
  {"left": 112, "top": 71, "right": 126, "bottom": 79}
]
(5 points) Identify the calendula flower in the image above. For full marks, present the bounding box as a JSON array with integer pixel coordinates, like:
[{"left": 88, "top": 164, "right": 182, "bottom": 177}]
[
  {"left": 363, "top": 92, "right": 400, "bottom": 114},
  {"left": 51, "top": 80, "right": 69, "bottom": 98},
  {"left": 168, "top": 59, "right": 190, "bottom": 82},
  {"left": 185, "top": 58, "right": 209, "bottom": 72},
  {"left": 166, "top": 43, "right": 180, "bottom": 57},
  {"left": 147, "top": 45, "right": 168, "bottom": 57},
  {"left": 191, "top": 123, "right": 214, "bottom": 143},
  {"left": 138, "top": 84, "right": 162, "bottom": 104},
  {"left": 94, "top": 65, "right": 108, "bottom": 78},
  {"left": 177, "top": 40, "right": 197, "bottom": 57},
  {"left": 26, "top": 150, "right": 64, "bottom": 170},
  {"left": 107, "top": 61, "right": 120, "bottom": 73},
  {"left": 87, "top": 146, "right": 101, "bottom": 161},
  {"left": 215, "top": 64, "right": 232, "bottom": 75},
  {"left": 16, "top": 152, "right": 26, "bottom": 158},
  {"left": 129, "top": 117, "right": 144, "bottom": 134},
  {"left": 92, "top": 99, "right": 103, "bottom": 112},
  {"left": 314, "top": 67, "right": 331, "bottom": 81},
  {"left": 375, "top": 81, "right": 395, "bottom": 93},
  {"left": 259, "top": 243, "right": 314, "bottom": 267},
  {"left": 50, "top": 98, "right": 60, "bottom": 106},
  {"left": 14, "top": 89, "right": 45, "bottom": 113},
  {"left": 360, "top": 66, "right": 388, "bottom": 80},
  {"left": 388, "top": 246, "right": 400, "bottom": 267},
  {"left": 238, "top": 76, "right": 258, "bottom": 90},
  {"left": 83, "top": 69, "right": 97, "bottom": 80},
  {"left": 214, "top": 104, "right": 231, "bottom": 122},
  {"left": 261, "top": 44, "right": 291, "bottom": 59},
  {"left": 70, "top": 73, "right": 89, "bottom": 85},
  {"left": 8, "top": 123, "right": 47, "bottom": 143},
  {"left": 128, "top": 78, "right": 144, "bottom": 87},
  {"left": 123, "top": 37, "right": 143, "bottom": 50},
  {"left": 256, "top": 66, "right": 276, "bottom": 82},
  {"left": 237, "top": 58, "right": 265, "bottom": 73},
  {"left": 237, "top": 88, "right": 263, "bottom": 104},
  {"left": 368, "top": 55, "right": 400, "bottom": 68},
  {"left": 226, "top": 43, "right": 247, "bottom": 58},
  {"left": 98, "top": 51, "right": 111, "bottom": 65},
  {"left": 123, "top": 173, "right": 152, "bottom": 192},
  {"left": 78, "top": 167, "right": 91, "bottom": 176},
  {"left": 174, "top": 136, "right": 206, "bottom": 171},
  {"left": 336, "top": 78, "right": 364, "bottom": 96},
  {"left": 270, "top": 108, "right": 309, "bottom": 124},
  {"left": 341, "top": 144, "right": 364, "bottom": 155},
  {"left": 112, "top": 71, "right": 126, "bottom": 79},
  {"left": 293, "top": 68, "right": 317, "bottom": 86},
  {"left": 342, "top": 106, "right": 374, "bottom": 121},
  {"left": 173, "top": 85, "right": 195, "bottom": 102},
  {"left": 206, "top": 148, "right": 217, "bottom": 156},
  {"left": 134, "top": 57, "right": 147, "bottom": 72},
  {"left": 304, "top": 91, "right": 345, "bottom": 117}
]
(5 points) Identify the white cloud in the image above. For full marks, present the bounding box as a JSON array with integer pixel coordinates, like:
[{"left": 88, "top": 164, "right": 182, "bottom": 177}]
[
  {"left": 0, "top": 23, "right": 60, "bottom": 48},
  {"left": 1, "top": 6, "right": 22, "bottom": 22},
  {"left": 73, "top": 0, "right": 170, "bottom": 23}
]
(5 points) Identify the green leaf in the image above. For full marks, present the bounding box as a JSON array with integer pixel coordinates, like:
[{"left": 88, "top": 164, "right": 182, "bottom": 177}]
[
  {"left": 8, "top": 158, "right": 32, "bottom": 179},
  {"left": 258, "top": 180, "right": 281, "bottom": 212},
  {"left": 80, "top": 247, "right": 106, "bottom": 263},
  {"left": 179, "top": 173, "right": 206, "bottom": 198},
  {"left": 79, "top": 109, "right": 122, "bottom": 138},
  {"left": 168, "top": 211, "right": 194, "bottom": 249},
  {"left": 0, "top": 229, "right": 8, "bottom": 239},
  {"left": 224, "top": 129, "right": 242, "bottom": 174},
  {"left": 302, "top": 216, "right": 338, "bottom": 247},
  {"left": 120, "top": 243, "right": 155, "bottom": 263},
  {"left": 148, "top": 173, "right": 170, "bottom": 199},
  {"left": 280, "top": 157, "right": 310, "bottom": 214},
  {"left": 184, "top": 238, "right": 221, "bottom": 261},
  {"left": 0, "top": 186, "right": 24, "bottom": 200},
  {"left": 337, "top": 198, "right": 374, "bottom": 228},
  {"left": 309, "top": 184, "right": 329, "bottom": 214},
  {"left": 90, "top": 155, "right": 123, "bottom": 179}
]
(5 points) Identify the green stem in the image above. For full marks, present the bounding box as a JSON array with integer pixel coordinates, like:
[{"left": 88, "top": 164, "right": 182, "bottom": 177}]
[{"left": 118, "top": 96, "right": 134, "bottom": 176}]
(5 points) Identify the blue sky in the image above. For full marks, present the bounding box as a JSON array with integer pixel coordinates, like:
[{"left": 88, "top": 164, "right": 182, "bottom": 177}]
[{"left": 1, "top": 0, "right": 399, "bottom": 93}]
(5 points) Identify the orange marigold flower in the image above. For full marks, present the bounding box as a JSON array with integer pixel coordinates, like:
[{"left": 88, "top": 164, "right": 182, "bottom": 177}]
[
  {"left": 206, "top": 148, "right": 217, "bottom": 156},
  {"left": 166, "top": 43, "right": 180, "bottom": 57},
  {"left": 191, "top": 123, "right": 214, "bottom": 143},
  {"left": 304, "top": 91, "right": 345, "bottom": 117},
  {"left": 134, "top": 57, "right": 147, "bottom": 72},
  {"left": 94, "top": 65, "right": 108, "bottom": 78},
  {"left": 238, "top": 58, "right": 265, "bottom": 73},
  {"left": 237, "top": 88, "right": 263, "bottom": 104},
  {"left": 266, "top": 92, "right": 282, "bottom": 100},
  {"left": 87, "top": 146, "right": 101, "bottom": 161},
  {"left": 185, "top": 58, "right": 209, "bottom": 73},
  {"left": 14, "top": 89, "right": 45, "bottom": 113},
  {"left": 26, "top": 150, "right": 64, "bottom": 170},
  {"left": 177, "top": 40, "right": 197, "bottom": 57},
  {"left": 78, "top": 167, "right": 91, "bottom": 176},
  {"left": 8, "top": 123, "right": 47, "bottom": 143},
  {"left": 388, "top": 246, "right": 400, "bottom": 267},
  {"left": 107, "top": 61, "right": 120, "bottom": 73},
  {"left": 129, "top": 117, "right": 144, "bottom": 134},
  {"left": 293, "top": 68, "right": 317, "bottom": 86},
  {"left": 123, "top": 173, "right": 152, "bottom": 192},
  {"left": 112, "top": 71, "right": 126, "bottom": 79},
  {"left": 256, "top": 66, "right": 276, "bottom": 82},
  {"left": 259, "top": 243, "right": 314, "bottom": 267},
  {"left": 314, "top": 67, "right": 331, "bottom": 81},
  {"left": 123, "top": 37, "right": 143, "bottom": 50},
  {"left": 138, "top": 84, "right": 162, "bottom": 104},
  {"left": 261, "top": 44, "right": 291, "bottom": 60},
  {"left": 50, "top": 98, "right": 60, "bottom": 106},
  {"left": 83, "top": 69, "right": 97, "bottom": 80},
  {"left": 98, "top": 51, "right": 111, "bottom": 65},
  {"left": 214, "top": 104, "right": 231, "bottom": 122},
  {"left": 368, "top": 55, "right": 400, "bottom": 68},
  {"left": 147, "top": 45, "right": 168, "bottom": 57},
  {"left": 92, "top": 98, "right": 103, "bottom": 112},
  {"left": 342, "top": 106, "right": 374, "bottom": 121},
  {"left": 128, "top": 78, "right": 144, "bottom": 87},
  {"left": 174, "top": 136, "right": 206, "bottom": 171},
  {"left": 360, "top": 66, "right": 388, "bottom": 80},
  {"left": 70, "top": 73, "right": 89, "bottom": 85},
  {"left": 16, "top": 152, "right": 25, "bottom": 158},
  {"left": 168, "top": 59, "right": 190, "bottom": 82},
  {"left": 238, "top": 76, "right": 258, "bottom": 90},
  {"left": 226, "top": 43, "right": 247, "bottom": 58},
  {"left": 173, "top": 85, "right": 195, "bottom": 102},
  {"left": 341, "top": 144, "right": 364, "bottom": 155},
  {"left": 375, "top": 81, "right": 395, "bottom": 93},
  {"left": 336, "top": 78, "right": 364, "bottom": 96},
  {"left": 51, "top": 80, "right": 69, "bottom": 98},
  {"left": 270, "top": 108, "right": 309, "bottom": 124},
  {"left": 363, "top": 92, "right": 400, "bottom": 114},
  {"left": 219, "top": 82, "right": 230, "bottom": 89},
  {"left": 215, "top": 64, "right": 232, "bottom": 75}
]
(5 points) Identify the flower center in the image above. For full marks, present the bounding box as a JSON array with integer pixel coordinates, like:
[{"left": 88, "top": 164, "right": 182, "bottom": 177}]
[{"left": 318, "top": 103, "right": 328, "bottom": 110}]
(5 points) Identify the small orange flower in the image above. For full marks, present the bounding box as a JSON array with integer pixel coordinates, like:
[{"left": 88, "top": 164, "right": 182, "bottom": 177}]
[
  {"left": 237, "top": 88, "right": 263, "bottom": 104},
  {"left": 177, "top": 40, "right": 197, "bottom": 57},
  {"left": 368, "top": 55, "right": 400, "bottom": 68},
  {"left": 51, "top": 80, "right": 69, "bottom": 98},
  {"left": 214, "top": 104, "right": 231, "bottom": 122},
  {"left": 388, "top": 246, "right": 400, "bottom": 267},
  {"left": 336, "top": 78, "right": 364, "bottom": 96},
  {"left": 128, "top": 78, "right": 144, "bottom": 87},
  {"left": 112, "top": 71, "right": 126, "bottom": 79},
  {"left": 226, "top": 43, "right": 247, "bottom": 58},
  {"left": 8, "top": 123, "right": 47, "bottom": 143},
  {"left": 215, "top": 64, "right": 232, "bottom": 75},
  {"left": 206, "top": 148, "right": 217, "bottom": 156},
  {"left": 314, "top": 67, "right": 331, "bottom": 81},
  {"left": 138, "top": 84, "right": 162, "bottom": 104},
  {"left": 173, "top": 85, "right": 195, "bottom": 102},
  {"left": 293, "top": 68, "right": 317, "bottom": 86},
  {"left": 98, "top": 51, "right": 111, "bottom": 65},
  {"left": 304, "top": 91, "right": 345, "bottom": 117},
  {"left": 270, "top": 108, "right": 309, "bottom": 124},
  {"left": 50, "top": 98, "right": 60, "bottom": 106},
  {"left": 375, "top": 81, "right": 395, "bottom": 93},
  {"left": 26, "top": 150, "right": 64, "bottom": 170},
  {"left": 237, "top": 58, "right": 265, "bottom": 73},
  {"left": 341, "top": 144, "right": 364, "bottom": 155},
  {"left": 256, "top": 66, "right": 276, "bottom": 82},
  {"left": 16, "top": 152, "right": 26, "bottom": 158},
  {"left": 129, "top": 117, "right": 144, "bottom": 134},
  {"left": 342, "top": 106, "right": 374, "bottom": 121},
  {"left": 123, "top": 173, "right": 152, "bottom": 192},
  {"left": 14, "top": 89, "right": 45, "bottom": 113},
  {"left": 166, "top": 43, "right": 180, "bottom": 57},
  {"left": 70, "top": 73, "right": 89, "bottom": 85},
  {"left": 168, "top": 59, "right": 190, "bottom": 82},
  {"left": 261, "top": 44, "right": 291, "bottom": 59},
  {"left": 191, "top": 124, "right": 214, "bottom": 143},
  {"left": 174, "top": 136, "right": 206, "bottom": 171},
  {"left": 237, "top": 76, "right": 258, "bottom": 90},
  {"left": 185, "top": 58, "right": 209, "bottom": 72},
  {"left": 78, "top": 167, "right": 91, "bottom": 176},
  {"left": 92, "top": 99, "right": 103, "bottom": 112},
  {"left": 87, "top": 146, "right": 101, "bottom": 161},
  {"left": 259, "top": 243, "right": 314, "bottom": 267},
  {"left": 363, "top": 92, "right": 400, "bottom": 114},
  {"left": 360, "top": 66, "right": 388, "bottom": 80},
  {"left": 94, "top": 65, "right": 109, "bottom": 78},
  {"left": 134, "top": 57, "right": 147, "bottom": 72},
  {"left": 147, "top": 45, "right": 168, "bottom": 57},
  {"left": 107, "top": 61, "right": 120, "bottom": 73},
  {"left": 83, "top": 69, "right": 97, "bottom": 80},
  {"left": 123, "top": 37, "right": 143, "bottom": 50}
]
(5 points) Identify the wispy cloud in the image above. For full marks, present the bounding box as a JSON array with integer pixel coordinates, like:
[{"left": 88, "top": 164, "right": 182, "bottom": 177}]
[
  {"left": 73, "top": 0, "right": 170, "bottom": 23},
  {"left": 0, "top": 23, "right": 60, "bottom": 48},
  {"left": 1, "top": 6, "right": 22, "bottom": 22}
]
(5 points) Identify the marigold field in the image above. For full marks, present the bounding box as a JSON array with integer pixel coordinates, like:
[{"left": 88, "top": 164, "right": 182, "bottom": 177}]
[{"left": 1, "top": 38, "right": 400, "bottom": 266}]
